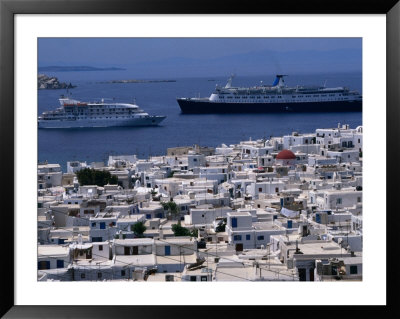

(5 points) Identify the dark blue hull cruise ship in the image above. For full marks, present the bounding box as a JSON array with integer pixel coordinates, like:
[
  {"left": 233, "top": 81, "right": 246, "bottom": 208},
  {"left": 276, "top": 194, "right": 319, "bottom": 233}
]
[{"left": 177, "top": 75, "right": 362, "bottom": 114}]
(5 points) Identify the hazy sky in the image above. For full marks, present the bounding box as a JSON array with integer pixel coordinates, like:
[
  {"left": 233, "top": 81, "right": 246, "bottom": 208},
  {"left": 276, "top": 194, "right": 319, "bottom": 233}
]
[{"left": 38, "top": 38, "right": 362, "bottom": 77}]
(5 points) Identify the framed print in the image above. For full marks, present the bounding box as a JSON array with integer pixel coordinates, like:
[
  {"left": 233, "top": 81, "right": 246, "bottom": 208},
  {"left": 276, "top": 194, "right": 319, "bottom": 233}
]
[{"left": 1, "top": 0, "right": 399, "bottom": 317}]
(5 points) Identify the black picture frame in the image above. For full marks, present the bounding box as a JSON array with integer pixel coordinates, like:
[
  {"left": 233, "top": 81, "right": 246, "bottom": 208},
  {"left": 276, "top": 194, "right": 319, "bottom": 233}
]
[{"left": 1, "top": 0, "right": 398, "bottom": 317}]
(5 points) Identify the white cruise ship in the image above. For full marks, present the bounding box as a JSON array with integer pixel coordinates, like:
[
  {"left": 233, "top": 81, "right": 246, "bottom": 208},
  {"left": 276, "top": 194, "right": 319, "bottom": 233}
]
[{"left": 38, "top": 96, "right": 166, "bottom": 129}]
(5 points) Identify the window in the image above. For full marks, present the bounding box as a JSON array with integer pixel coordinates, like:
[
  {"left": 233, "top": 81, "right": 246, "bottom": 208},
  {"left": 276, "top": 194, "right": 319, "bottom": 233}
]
[
  {"left": 233, "top": 235, "right": 242, "bottom": 241},
  {"left": 246, "top": 234, "right": 251, "bottom": 240},
  {"left": 350, "top": 265, "right": 358, "bottom": 274},
  {"left": 201, "top": 276, "right": 208, "bottom": 281},
  {"left": 336, "top": 198, "right": 342, "bottom": 205},
  {"left": 98, "top": 272, "right": 102, "bottom": 279},
  {"left": 357, "top": 197, "right": 361, "bottom": 203},
  {"left": 81, "top": 273, "right": 85, "bottom": 279},
  {"left": 258, "top": 187, "right": 262, "bottom": 192},
  {"left": 190, "top": 276, "right": 197, "bottom": 281},
  {"left": 99, "top": 245, "right": 103, "bottom": 251},
  {"left": 91, "top": 222, "right": 96, "bottom": 227},
  {"left": 38, "top": 261, "right": 50, "bottom": 270},
  {"left": 56, "top": 260, "right": 64, "bottom": 268},
  {"left": 257, "top": 235, "right": 265, "bottom": 240},
  {"left": 121, "top": 270, "right": 126, "bottom": 276}
]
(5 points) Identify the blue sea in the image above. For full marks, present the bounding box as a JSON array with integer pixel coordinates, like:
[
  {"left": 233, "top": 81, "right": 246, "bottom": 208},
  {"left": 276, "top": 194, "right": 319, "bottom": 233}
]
[{"left": 38, "top": 71, "right": 362, "bottom": 172}]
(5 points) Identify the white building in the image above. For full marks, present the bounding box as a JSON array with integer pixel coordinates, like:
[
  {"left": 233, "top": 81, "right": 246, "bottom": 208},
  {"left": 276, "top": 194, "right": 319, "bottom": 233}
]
[{"left": 89, "top": 211, "right": 120, "bottom": 242}]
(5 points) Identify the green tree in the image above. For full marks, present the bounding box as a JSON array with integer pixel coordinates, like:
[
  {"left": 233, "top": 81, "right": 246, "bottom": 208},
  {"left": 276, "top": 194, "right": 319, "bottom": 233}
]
[
  {"left": 161, "top": 201, "right": 180, "bottom": 220},
  {"left": 131, "top": 222, "right": 147, "bottom": 237},
  {"left": 172, "top": 223, "right": 198, "bottom": 237},
  {"left": 76, "top": 168, "right": 118, "bottom": 187},
  {"left": 171, "top": 223, "right": 190, "bottom": 236}
]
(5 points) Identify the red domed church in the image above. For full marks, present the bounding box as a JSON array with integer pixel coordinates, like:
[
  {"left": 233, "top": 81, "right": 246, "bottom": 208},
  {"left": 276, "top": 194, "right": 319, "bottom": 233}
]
[{"left": 276, "top": 149, "right": 297, "bottom": 166}]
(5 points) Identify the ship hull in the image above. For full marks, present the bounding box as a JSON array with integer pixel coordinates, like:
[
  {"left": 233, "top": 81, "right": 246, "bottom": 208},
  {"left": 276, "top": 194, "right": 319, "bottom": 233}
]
[
  {"left": 38, "top": 116, "right": 166, "bottom": 129},
  {"left": 177, "top": 99, "right": 362, "bottom": 114}
]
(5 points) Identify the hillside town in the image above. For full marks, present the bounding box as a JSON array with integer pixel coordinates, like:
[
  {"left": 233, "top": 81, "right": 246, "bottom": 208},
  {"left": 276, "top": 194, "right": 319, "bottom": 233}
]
[{"left": 37, "top": 123, "right": 363, "bottom": 282}]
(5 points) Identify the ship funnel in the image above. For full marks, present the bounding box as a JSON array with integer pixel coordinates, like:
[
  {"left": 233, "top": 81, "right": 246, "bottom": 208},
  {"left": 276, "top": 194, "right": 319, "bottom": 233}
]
[
  {"left": 225, "top": 74, "right": 235, "bottom": 88},
  {"left": 272, "top": 75, "right": 287, "bottom": 87}
]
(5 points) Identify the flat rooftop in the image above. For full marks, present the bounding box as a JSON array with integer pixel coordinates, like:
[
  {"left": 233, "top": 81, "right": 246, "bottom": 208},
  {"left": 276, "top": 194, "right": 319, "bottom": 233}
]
[
  {"left": 288, "top": 240, "right": 348, "bottom": 257},
  {"left": 154, "top": 237, "right": 196, "bottom": 246},
  {"left": 253, "top": 222, "right": 282, "bottom": 231},
  {"left": 117, "top": 214, "right": 145, "bottom": 221},
  {"left": 227, "top": 212, "right": 251, "bottom": 217},
  {"left": 114, "top": 238, "right": 154, "bottom": 246},
  {"left": 38, "top": 245, "right": 69, "bottom": 257}
]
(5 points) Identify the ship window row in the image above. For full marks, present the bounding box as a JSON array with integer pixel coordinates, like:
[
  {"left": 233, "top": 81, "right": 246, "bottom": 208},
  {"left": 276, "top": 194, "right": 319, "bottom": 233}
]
[
  {"left": 217, "top": 94, "right": 347, "bottom": 101},
  {"left": 75, "top": 116, "right": 134, "bottom": 119},
  {"left": 222, "top": 95, "right": 336, "bottom": 99},
  {"left": 215, "top": 97, "right": 352, "bottom": 103}
]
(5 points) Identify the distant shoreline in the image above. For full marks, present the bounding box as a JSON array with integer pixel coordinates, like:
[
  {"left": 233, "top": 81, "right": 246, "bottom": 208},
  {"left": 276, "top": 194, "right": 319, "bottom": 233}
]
[
  {"left": 97, "top": 79, "right": 177, "bottom": 84},
  {"left": 38, "top": 66, "right": 126, "bottom": 72}
]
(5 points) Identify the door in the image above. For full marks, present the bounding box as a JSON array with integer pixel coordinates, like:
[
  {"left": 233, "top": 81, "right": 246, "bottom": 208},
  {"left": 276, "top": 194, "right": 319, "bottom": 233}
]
[
  {"left": 298, "top": 268, "right": 307, "bottom": 281},
  {"left": 231, "top": 217, "right": 237, "bottom": 228},
  {"left": 132, "top": 246, "right": 139, "bottom": 255},
  {"left": 124, "top": 246, "right": 130, "bottom": 255},
  {"left": 165, "top": 246, "right": 171, "bottom": 256},
  {"left": 235, "top": 243, "right": 243, "bottom": 252},
  {"left": 309, "top": 268, "right": 314, "bottom": 281}
]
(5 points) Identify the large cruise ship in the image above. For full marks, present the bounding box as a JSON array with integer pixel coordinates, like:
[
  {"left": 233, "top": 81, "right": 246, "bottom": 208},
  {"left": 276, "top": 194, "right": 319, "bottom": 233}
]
[
  {"left": 177, "top": 75, "right": 362, "bottom": 114},
  {"left": 38, "top": 96, "right": 166, "bottom": 128}
]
